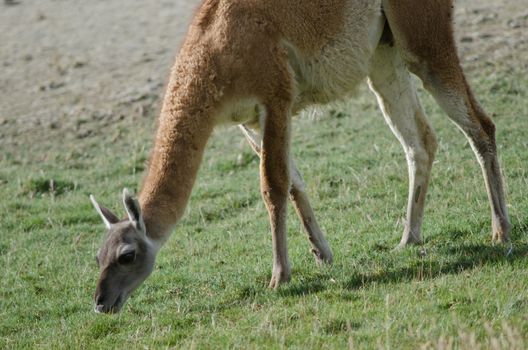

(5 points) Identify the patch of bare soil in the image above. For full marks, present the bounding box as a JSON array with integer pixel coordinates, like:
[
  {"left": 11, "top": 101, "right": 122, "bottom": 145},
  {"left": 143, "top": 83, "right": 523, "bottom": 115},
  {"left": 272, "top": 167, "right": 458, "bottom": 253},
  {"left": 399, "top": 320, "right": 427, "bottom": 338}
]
[
  {"left": 455, "top": 0, "right": 528, "bottom": 72},
  {"left": 0, "top": 0, "right": 526, "bottom": 151}
]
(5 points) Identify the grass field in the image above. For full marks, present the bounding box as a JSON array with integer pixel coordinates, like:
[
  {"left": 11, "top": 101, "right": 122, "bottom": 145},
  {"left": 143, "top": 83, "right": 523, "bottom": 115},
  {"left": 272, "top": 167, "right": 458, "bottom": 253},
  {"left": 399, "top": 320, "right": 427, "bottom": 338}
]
[
  {"left": 1, "top": 1, "right": 528, "bottom": 348},
  {"left": 1, "top": 63, "right": 527, "bottom": 348}
]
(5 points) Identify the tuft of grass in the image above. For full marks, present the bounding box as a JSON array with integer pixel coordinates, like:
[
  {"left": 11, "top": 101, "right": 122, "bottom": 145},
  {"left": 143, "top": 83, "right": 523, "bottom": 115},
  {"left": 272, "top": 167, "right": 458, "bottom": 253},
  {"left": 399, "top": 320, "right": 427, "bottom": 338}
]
[
  {"left": 88, "top": 318, "right": 121, "bottom": 339},
  {"left": 22, "top": 178, "right": 77, "bottom": 197}
]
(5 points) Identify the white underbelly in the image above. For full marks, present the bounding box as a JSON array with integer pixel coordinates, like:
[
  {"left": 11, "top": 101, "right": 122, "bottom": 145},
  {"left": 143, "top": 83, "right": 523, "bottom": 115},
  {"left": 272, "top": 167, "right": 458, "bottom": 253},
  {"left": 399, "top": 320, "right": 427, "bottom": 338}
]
[
  {"left": 287, "top": 0, "right": 384, "bottom": 110},
  {"left": 219, "top": 0, "right": 385, "bottom": 126},
  {"left": 217, "top": 97, "right": 263, "bottom": 127}
]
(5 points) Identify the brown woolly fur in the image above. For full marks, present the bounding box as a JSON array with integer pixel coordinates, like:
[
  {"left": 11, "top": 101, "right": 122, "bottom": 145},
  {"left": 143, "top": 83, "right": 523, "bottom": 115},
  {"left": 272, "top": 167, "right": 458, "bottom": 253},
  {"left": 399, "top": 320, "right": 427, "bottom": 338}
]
[{"left": 91, "top": 0, "right": 511, "bottom": 312}]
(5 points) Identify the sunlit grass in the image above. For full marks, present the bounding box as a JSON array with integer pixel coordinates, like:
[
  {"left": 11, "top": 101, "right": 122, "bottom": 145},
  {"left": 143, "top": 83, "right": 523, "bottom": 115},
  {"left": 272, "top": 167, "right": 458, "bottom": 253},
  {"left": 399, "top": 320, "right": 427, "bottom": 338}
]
[{"left": 1, "top": 69, "right": 527, "bottom": 349}]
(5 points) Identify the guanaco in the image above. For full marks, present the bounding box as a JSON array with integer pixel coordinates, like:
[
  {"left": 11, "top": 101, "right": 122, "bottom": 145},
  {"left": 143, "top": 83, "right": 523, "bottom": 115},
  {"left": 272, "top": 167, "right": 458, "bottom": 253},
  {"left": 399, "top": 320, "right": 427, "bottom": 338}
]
[{"left": 90, "top": 0, "right": 511, "bottom": 313}]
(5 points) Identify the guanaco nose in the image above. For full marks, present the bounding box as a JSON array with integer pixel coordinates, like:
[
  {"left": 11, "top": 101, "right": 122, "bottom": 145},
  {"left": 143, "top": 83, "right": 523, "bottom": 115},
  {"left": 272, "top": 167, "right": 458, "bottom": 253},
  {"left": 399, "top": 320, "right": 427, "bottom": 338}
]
[{"left": 94, "top": 294, "right": 107, "bottom": 313}]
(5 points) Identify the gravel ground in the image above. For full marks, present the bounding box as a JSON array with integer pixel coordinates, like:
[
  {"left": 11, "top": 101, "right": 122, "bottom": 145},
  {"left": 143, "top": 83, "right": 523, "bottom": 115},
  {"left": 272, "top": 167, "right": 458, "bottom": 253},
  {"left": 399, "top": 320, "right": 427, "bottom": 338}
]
[{"left": 0, "top": 0, "right": 526, "bottom": 148}]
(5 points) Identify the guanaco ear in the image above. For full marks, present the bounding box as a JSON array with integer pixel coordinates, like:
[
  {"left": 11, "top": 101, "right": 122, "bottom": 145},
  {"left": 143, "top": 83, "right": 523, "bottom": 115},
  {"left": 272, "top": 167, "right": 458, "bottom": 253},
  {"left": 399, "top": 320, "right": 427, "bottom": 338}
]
[
  {"left": 122, "top": 188, "right": 145, "bottom": 233},
  {"left": 90, "top": 195, "right": 120, "bottom": 229}
]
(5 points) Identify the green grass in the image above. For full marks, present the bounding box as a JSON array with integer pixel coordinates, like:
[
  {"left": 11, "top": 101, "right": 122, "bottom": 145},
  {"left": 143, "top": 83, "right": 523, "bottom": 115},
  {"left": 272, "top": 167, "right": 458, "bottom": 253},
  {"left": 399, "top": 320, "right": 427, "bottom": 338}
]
[{"left": 1, "top": 68, "right": 527, "bottom": 349}]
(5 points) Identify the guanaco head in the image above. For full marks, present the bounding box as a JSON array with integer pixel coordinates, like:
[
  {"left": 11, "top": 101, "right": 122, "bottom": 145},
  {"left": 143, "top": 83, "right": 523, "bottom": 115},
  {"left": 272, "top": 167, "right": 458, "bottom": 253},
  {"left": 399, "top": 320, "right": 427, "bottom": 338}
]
[{"left": 90, "top": 189, "right": 157, "bottom": 313}]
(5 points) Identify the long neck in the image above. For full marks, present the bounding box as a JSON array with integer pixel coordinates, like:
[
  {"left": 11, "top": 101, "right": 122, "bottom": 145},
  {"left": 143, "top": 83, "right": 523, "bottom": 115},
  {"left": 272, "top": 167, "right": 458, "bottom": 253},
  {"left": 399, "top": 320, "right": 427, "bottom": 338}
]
[{"left": 138, "top": 65, "right": 217, "bottom": 242}]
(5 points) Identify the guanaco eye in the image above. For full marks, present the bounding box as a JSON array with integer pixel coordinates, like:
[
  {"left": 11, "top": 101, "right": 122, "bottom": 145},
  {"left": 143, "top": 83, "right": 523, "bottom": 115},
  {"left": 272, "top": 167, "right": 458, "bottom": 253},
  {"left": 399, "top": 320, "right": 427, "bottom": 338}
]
[{"left": 118, "top": 251, "right": 136, "bottom": 265}]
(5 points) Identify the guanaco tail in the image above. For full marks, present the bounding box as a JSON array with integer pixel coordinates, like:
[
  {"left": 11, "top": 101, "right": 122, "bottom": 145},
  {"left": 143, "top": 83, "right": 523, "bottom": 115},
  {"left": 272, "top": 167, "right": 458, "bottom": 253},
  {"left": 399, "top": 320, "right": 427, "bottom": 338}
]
[{"left": 89, "top": 0, "right": 511, "bottom": 313}]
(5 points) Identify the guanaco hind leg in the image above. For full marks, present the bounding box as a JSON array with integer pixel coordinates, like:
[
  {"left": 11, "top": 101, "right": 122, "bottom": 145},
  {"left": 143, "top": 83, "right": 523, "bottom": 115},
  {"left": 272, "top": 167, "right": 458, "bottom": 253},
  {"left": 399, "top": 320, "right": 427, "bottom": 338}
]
[
  {"left": 368, "top": 43, "right": 438, "bottom": 247},
  {"left": 239, "top": 125, "right": 334, "bottom": 264},
  {"left": 383, "top": 0, "right": 511, "bottom": 242}
]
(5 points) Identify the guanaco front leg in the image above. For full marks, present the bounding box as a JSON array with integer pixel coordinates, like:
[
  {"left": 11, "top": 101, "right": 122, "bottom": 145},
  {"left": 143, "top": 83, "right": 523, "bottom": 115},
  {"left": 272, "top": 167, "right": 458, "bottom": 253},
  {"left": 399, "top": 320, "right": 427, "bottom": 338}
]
[
  {"left": 239, "top": 125, "right": 333, "bottom": 264},
  {"left": 260, "top": 102, "right": 292, "bottom": 288}
]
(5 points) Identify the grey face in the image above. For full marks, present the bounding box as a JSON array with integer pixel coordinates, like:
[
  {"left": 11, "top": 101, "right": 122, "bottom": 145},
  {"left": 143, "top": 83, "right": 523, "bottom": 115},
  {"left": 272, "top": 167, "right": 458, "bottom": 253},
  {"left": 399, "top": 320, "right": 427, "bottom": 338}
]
[
  {"left": 94, "top": 222, "right": 155, "bottom": 313},
  {"left": 90, "top": 189, "right": 157, "bottom": 313}
]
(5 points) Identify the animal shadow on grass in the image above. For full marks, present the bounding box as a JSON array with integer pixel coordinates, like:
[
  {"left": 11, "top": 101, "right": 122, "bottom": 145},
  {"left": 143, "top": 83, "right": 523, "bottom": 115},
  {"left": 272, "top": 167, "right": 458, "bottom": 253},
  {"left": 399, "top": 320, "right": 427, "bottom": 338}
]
[
  {"left": 206, "top": 222, "right": 526, "bottom": 316},
  {"left": 277, "top": 221, "right": 528, "bottom": 296},
  {"left": 277, "top": 276, "right": 328, "bottom": 297},
  {"left": 342, "top": 242, "right": 528, "bottom": 291}
]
